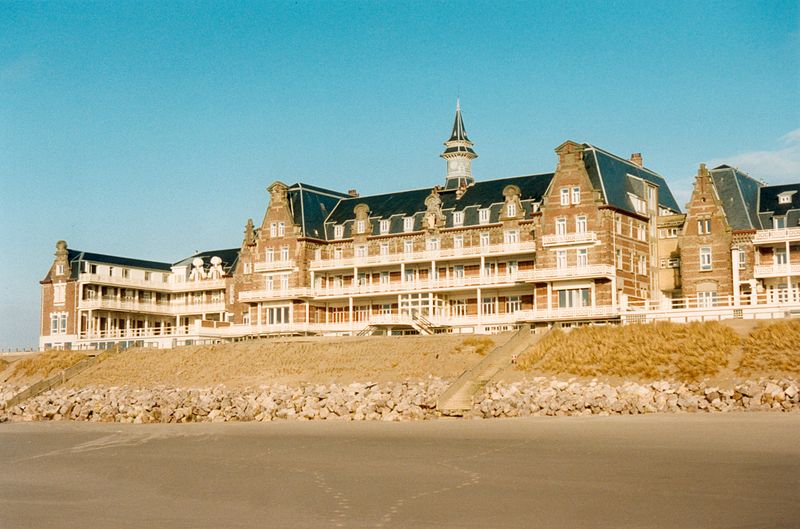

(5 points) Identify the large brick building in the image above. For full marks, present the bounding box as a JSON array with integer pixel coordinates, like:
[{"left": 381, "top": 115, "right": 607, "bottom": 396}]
[{"left": 39, "top": 105, "right": 800, "bottom": 349}]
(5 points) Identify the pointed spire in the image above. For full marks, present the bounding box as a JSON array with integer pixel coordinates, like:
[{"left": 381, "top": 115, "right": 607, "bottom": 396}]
[{"left": 441, "top": 100, "right": 478, "bottom": 189}]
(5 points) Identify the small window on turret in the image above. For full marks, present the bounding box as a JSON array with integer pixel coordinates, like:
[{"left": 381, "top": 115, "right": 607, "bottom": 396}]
[{"left": 56, "top": 264, "right": 64, "bottom": 275}]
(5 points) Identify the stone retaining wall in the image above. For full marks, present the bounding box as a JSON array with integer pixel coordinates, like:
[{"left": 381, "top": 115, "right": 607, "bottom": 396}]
[{"left": 1, "top": 377, "right": 797, "bottom": 423}]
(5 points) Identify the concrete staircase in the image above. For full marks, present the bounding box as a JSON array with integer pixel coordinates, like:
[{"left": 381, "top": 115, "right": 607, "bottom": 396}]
[{"left": 437, "top": 324, "right": 544, "bottom": 416}]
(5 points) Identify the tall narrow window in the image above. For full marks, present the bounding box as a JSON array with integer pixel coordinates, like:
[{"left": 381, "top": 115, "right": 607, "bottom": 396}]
[
  {"left": 454, "top": 235, "right": 464, "bottom": 249},
  {"left": 426, "top": 238, "right": 440, "bottom": 251},
  {"left": 403, "top": 217, "right": 414, "bottom": 232},
  {"left": 697, "top": 219, "right": 711, "bottom": 235},
  {"left": 355, "top": 245, "right": 366, "bottom": 258},
  {"left": 560, "top": 188, "right": 569, "bottom": 206},
  {"left": 278, "top": 222, "right": 285, "bottom": 237},
  {"left": 775, "top": 248, "right": 788, "bottom": 265},
  {"left": 507, "top": 261, "right": 518, "bottom": 277},
  {"left": 53, "top": 283, "right": 66, "bottom": 304},
  {"left": 700, "top": 247, "right": 712, "bottom": 271},
  {"left": 616, "top": 249, "right": 623, "bottom": 269},
  {"left": 334, "top": 247, "right": 343, "bottom": 260},
  {"left": 506, "top": 203, "right": 517, "bottom": 217},
  {"left": 280, "top": 246, "right": 289, "bottom": 261},
  {"left": 556, "top": 250, "right": 567, "bottom": 269},
  {"left": 404, "top": 240, "right": 414, "bottom": 254},
  {"left": 576, "top": 216, "right": 587, "bottom": 234},
  {"left": 453, "top": 211, "right": 464, "bottom": 226},
  {"left": 270, "top": 222, "right": 277, "bottom": 238},
  {"left": 556, "top": 218, "right": 567, "bottom": 236},
  {"left": 773, "top": 216, "right": 787, "bottom": 229},
  {"left": 571, "top": 186, "right": 580, "bottom": 204},
  {"left": 356, "top": 220, "right": 365, "bottom": 234},
  {"left": 334, "top": 225, "right": 344, "bottom": 239},
  {"left": 380, "top": 243, "right": 389, "bottom": 256},
  {"left": 738, "top": 248, "right": 746, "bottom": 270},
  {"left": 453, "top": 265, "right": 465, "bottom": 279},
  {"left": 504, "top": 230, "right": 519, "bottom": 244},
  {"left": 479, "top": 209, "right": 490, "bottom": 224},
  {"left": 577, "top": 248, "right": 588, "bottom": 267},
  {"left": 480, "top": 232, "right": 490, "bottom": 247},
  {"left": 380, "top": 219, "right": 390, "bottom": 234}
]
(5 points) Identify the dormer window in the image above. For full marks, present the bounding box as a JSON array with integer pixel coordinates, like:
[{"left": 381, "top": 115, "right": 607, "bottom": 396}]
[
  {"left": 453, "top": 211, "right": 464, "bottom": 226},
  {"left": 356, "top": 220, "right": 365, "bottom": 234},
  {"left": 778, "top": 191, "right": 796, "bottom": 205},
  {"left": 334, "top": 225, "right": 344, "bottom": 239},
  {"left": 773, "top": 216, "right": 786, "bottom": 229},
  {"left": 56, "top": 264, "right": 64, "bottom": 275},
  {"left": 403, "top": 217, "right": 414, "bottom": 232},
  {"left": 380, "top": 219, "right": 390, "bottom": 234},
  {"left": 506, "top": 203, "right": 517, "bottom": 217},
  {"left": 479, "top": 209, "right": 490, "bottom": 224}
]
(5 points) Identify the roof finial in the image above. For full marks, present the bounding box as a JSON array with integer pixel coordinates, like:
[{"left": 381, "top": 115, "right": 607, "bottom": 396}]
[{"left": 456, "top": 97, "right": 460, "bottom": 112}]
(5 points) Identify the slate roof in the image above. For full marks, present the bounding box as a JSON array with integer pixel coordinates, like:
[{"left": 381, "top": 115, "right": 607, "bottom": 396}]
[
  {"left": 324, "top": 173, "right": 554, "bottom": 239},
  {"left": 709, "top": 165, "right": 763, "bottom": 230},
  {"left": 758, "top": 183, "right": 800, "bottom": 228},
  {"left": 442, "top": 101, "right": 476, "bottom": 155},
  {"left": 173, "top": 248, "right": 240, "bottom": 273},
  {"left": 583, "top": 145, "right": 681, "bottom": 215},
  {"left": 287, "top": 182, "right": 349, "bottom": 239}
]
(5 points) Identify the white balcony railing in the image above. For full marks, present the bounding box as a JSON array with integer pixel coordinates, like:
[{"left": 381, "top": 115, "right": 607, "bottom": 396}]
[
  {"left": 526, "top": 264, "right": 615, "bottom": 281},
  {"left": 238, "top": 287, "right": 314, "bottom": 301},
  {"left": 753, "top": 263, "right": 800, "bottom": 277},
  {"left": 79, "top": 298, "right": 227, "bottom": 314},
  {"left": 309, "top": 241, "right": 536, "bottom": 270},
  {"left": 753, "top": 227, "right": 800, "bottom": 244},
  {"left": 79, "top": 273, "right": 226, "bottom": 292},
  {"left": 541, "top": 231, "right": 598, "bottom": 247},
  {"left": 514, "top": 305, "right": 618, "bottom": 321},
  {"left": 253, "top": 260, "right": 296, "bottom": 272}
]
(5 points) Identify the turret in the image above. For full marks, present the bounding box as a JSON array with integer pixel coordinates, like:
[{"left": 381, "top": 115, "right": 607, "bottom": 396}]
[{"left": 441, "top": 99, "right": 478, "bottom": 189}]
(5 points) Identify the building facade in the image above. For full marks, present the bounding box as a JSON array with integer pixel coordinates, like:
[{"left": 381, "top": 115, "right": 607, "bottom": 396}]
[{"left": 39, "top": 105, "right": 800, "bottom": 349}]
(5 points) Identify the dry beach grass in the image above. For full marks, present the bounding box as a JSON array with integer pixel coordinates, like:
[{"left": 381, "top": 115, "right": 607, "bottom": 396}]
[{"left": 737, "top": 319, "right": 800, "bottom": 376}]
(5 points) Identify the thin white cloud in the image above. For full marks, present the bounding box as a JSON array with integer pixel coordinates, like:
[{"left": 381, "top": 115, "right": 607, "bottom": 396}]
[{"left": 707, "top": 129, "right": 800, "bottom": 184}]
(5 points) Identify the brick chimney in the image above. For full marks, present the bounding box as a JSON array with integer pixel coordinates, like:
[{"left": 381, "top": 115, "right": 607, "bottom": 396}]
[
  {"left": 348, "top": 189, "right": 359, "bottom": 197},
  {"left": 630, "top": 153, "right": 643, "bottom": 167}
]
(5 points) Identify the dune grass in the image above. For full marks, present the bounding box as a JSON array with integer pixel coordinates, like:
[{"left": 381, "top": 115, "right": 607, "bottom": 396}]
[
  {"left": 456, "top": 336, "right": 496, "bottom": 356},
  {"left": 736, "top": 319, "right": 800, "bottom": 376},
  {"left": 11, "top": 350, "right": 86, "bottom": 380},
  {"left": 517, "top": 321, "right": 741, "bottom": 381}
]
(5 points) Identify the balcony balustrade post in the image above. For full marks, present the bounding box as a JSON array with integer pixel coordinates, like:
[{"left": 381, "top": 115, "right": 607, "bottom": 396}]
[{"left": 786, "top": 240, "right": 792, "bottom": 303}]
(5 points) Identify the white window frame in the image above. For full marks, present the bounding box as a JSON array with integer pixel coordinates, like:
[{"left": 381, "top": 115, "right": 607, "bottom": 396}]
[
  {"left": 479, "top": 232, "right": 490, "bottom": 247},
  {"left": 571, "top": 186, "right": 580, "bottom": 205},
  {"left": 270, "top": 222, "right": 277, "bottom": 238},
  {"left": 556, "top": 250, "right": 567, "bottom": 269},
  {"left": 560, "top": 187, "right": 570, "bottom": 206},
  {"left": 506, "top": 203, "right": 517, "bottom": 217},
  {"left": 775, "top": 247, "right": 788, "bottom": 265},
  {"left": 575, "top": 216, "right": 587, "bottom": 234},
  {"left": 403, "top": 217, "right": 414, "bottom": 232},
  {"left": 334, "top": 225, "right": 344, "bottom": 239},
  {"left": 334, "top": 247, "right": 343, "bottom": 260},
  {"left": 555, "top": 218, "right": 567, "bottom": 236},
  {"left": 505, "top": 295, "right": 522, "bottom": 313},
  {"left": 453, "top": 235, "right": 464, "bottom": 249},
  {"left": 738, "top": 248, "right": 746, "bottom": 270},
  {"left": 380, "top": 243, "right": 389, "bottom": 256},
  {"left": 380, "top": 219, "right": 390, "bottom": 234},
  {"left": 355, "top": 245, "right": 367, "bottom": 258},
  {"left": 700, "top": 246, "right": 712, "bottom": 271},
  {"left": 479, "top": 209, "right": 490, "bottom": 225},
  {"left": 698, "top": 219, "right": 711, "bottom": 235},
  {"left": 453, "top": 211, "right": 464, "bottom": 226},
  {"left": 426, "top": 238, "right": 440, "bottom": 251},
  {"left": 280, "top": 246, "right": 289, "bottom": 262},
  {"left": 356, "top": 220, "right": 365, "bottom": 234},
  {"left": 577, "top": 248, "right": 588, "bottom": 267},
  {"left": 404, "top": 240, "right": 414, "bottom": 254},
  {"left": 503, "top": 230, "right": 519, "bottom": 244},
  {"left": 278, "top": 222, "right": 285, "bottom": 237},
  {"left": 773, "top": 216, "right": 787, "bottom": 229},
  {"left": 53, "top": 283, "right": 66, "bottom": 304}
]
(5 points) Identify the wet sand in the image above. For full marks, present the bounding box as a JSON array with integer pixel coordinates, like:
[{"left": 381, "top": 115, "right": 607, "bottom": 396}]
[{"left": 1, "top": 414, "right": 798, "bottom": 528}]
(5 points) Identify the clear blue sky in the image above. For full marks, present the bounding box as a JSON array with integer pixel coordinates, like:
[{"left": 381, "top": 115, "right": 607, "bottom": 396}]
[{"left": 1, "top": 1, "right": 798, "bottom": 348}]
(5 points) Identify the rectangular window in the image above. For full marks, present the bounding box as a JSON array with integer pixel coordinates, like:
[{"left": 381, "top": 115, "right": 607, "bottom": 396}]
[
  {"left": 404, "top": 240, "right": 414, "bottom": 254},
  {"left": 356, "top": 220, "right": 365, "bottom": 234},
  {"left": 266, "top": 248, "right": 275, "bottom": 262},
  {"left": 637, "top": 223, "right": 646, "bottom": 241},
  {"left": 380, "top": 271, "right": 390, "bottom": 285},
  {"left": 278, "top": 222, "right": 285, "bottom": 236},
  {"left": 280, "top": 246, "right": 289, "bottom": 261},
  {"left": 453, "top": 235, "right": 464, "bottom": 249},
  {"left": 404, "top": 268, "right": 415, "bottom": 283},
  {"left": 53, "top": 283, "right": 66, "bottom": 304},
  {"left": 334, "top": 247, "right": 343, "bottom": 260},
  {"left": 773, "top": 216, "right": 787, "bottom": 229},
  {"left": 479, "top": 232, "right": 490, "bottom": 247},
  {"left": 560, "top": 187, "right": 569, "bottom": 206},
  {"left": 211, "top": 290, "right": 222, "bottom": 303},
  {"left": 50, "top": 314, "right": 59, "bottom": 335},
  {"left": 122, "top": 268, "right": 129, "bottom": 278},
  {"left": 355, "top": 245, "right": 366, "bottom": 258},
  {"left": 571, "top": 186, "right": 580, "bottom": 205},
  {"left": 616, "top": 249, "right": 623, "bottom": 269},
  {"left": 334, "top": 225, "right": 344, "bottom": 239},
  {"left": 558, "top": 288, "right": 590, "bottom": 308},
  {"left": 576, "top": 216, "right": 587, "bottom": 234},
  {"left": 697, "top": 291, "right": 717, "bottom": 308},
  {"left": 453, "top": 211, "right": 464, "bottom": 226},
  {"left": 380, "top": 219, "right": 390, "bottom": 234},
  {"left": 503, "top": 230, "right": 519, "bottom": 244},
  {"left": 637, "top": 255, "right": 647, "bottom": 275},
  {"left": 506, "top": 296, "right": 521, "bottom": 313},
  {"left": 60, "top": 314, "right": 67, "bottom": 333},
  {"left": 482, "top": 297, "right": 497, "bottom": 315},
  {"left": 453, "top": 265, "right": 465, "bottom": 279},
  {"left": 380, "top": 243, "right": 389, "bottom": 256},
  {"left": 427, "top": 238, "right": 440, "bottom": 251},
  {"left": 615, "top": 216, "right": 622, "bottom": 235},
  {"left": 56, "top": 264, "right": 65, "bottom": 275},
  {"left": 556, "top": 250, "right": 567, "bottom": 269},
  {"left": 738, "top": 248, "right": 746, "bottom": 270},
  {"left": 556, "top": 218, "right": 567, "bottom": 236},
  {"left": 356, "top": 273, "right": 366, "bottom": 287},
  {"left": 700, "top": 246, "right": 712, "bottom": 271},
  {"left": 403, "top": 217, "right": 414, "bottom": 232},
  {"left": 266, "top": 275, "right": 274, "bottom": 291},
  {"left": 333, "top": 275, "right": 343, "bottom": 288},
  {"left": 506, "top": 202, "right": 517, "bottom": 217},
  {"left": 697, "top": 219, "right": 711, "bottom": 235},
  {"left": 479, "top": 209, "right": 490, "bottom": 224},
  {"left": 270, "top": 223, "right": 277, "bottom": 238},
  {"left": 775, "top": 248, "right": 788, "bottom": 265},
  {"left": 577, "top": 248, "right": 588, "bottom": 267},
  {"left": 507, "top": 261, "right": 518, "bottom": 277}
]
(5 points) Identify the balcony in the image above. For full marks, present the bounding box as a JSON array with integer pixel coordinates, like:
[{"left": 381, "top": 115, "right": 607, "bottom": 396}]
[
  {"left": 541, "top": 231, "right": 598, "bottom": 247},
  {"left": 313, "top": 273, "right": 530, "bottom": 298},
  {"left": 523, "top": 264, "right": 616, "bottom": 281},
  {"left": 238, "top": 287, "right": 314, "bottom": 301},
  {"left": 514, "top": 305, "right": 618, "bottom": 321},
  {"left": 753, "top": 227, "right": 800, "bottom": 244},
  {"left": 79, "top": 298, "right": 226, "bottom": 314},
  {"left": 309, "top": 241, "right": 536, "bottom": 270},
  {"left": 254, "top": 260, "right": 295, "bottom": 272},
  {"left": 753, "top": 263, "right": 800, "bottom": 278},
  {"left": 79, "top": 273, "right": 226, "bottom": 292}
]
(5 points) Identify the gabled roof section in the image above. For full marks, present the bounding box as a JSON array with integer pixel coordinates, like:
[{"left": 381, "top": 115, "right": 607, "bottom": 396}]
[
  {"left": 288, "top": 182, "right": 349, "bottom": 239},
  {"left": 709, "top": 165, "right": 764, "bottom": 230},
  {"left": 583, "top": 145, "right": 681, "bottom": 215},
  {"left": 323, "top": 173, "right": 553, "bottom": 237},
  {"left": 173, "top": 248, "right": 240, "bottom": 273}
]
